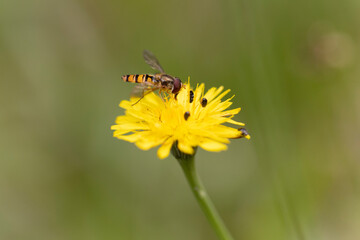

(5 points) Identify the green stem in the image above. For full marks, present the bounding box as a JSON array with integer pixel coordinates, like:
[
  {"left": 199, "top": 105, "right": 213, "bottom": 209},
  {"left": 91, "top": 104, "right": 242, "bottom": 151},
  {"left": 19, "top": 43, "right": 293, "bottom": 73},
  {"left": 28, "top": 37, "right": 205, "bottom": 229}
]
[{"left": 173, "top": 148, "right": 234, "bottom": 240}]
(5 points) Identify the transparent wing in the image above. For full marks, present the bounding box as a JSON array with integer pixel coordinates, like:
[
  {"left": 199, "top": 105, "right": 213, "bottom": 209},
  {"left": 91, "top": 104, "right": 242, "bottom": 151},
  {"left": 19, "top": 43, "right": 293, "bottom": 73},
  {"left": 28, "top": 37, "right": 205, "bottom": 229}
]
[
  {"left": 143, "top": 50, "right": 165, "bottom": 73},
  {"left": 130, "top": 82, "right": 160, "bottom": 98}
]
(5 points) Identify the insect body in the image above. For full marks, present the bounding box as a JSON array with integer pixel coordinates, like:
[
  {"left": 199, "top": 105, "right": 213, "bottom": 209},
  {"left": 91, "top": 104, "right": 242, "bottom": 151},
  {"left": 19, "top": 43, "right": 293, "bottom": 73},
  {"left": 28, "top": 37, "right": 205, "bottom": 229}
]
[{"left": 122, "top": 50, "right": 183, "bottom": 103}]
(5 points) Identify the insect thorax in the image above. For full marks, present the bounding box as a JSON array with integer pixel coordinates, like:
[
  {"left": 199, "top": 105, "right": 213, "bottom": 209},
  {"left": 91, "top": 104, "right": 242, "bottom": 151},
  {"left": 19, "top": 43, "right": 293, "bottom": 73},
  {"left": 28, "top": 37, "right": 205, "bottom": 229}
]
[{"left": 157, "top": 74, "right": 173, "bottom": 86}]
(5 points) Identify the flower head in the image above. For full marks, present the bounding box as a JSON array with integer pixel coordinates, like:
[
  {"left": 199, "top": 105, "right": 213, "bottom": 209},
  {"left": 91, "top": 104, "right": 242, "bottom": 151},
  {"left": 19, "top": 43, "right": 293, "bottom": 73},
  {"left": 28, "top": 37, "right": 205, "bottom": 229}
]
[{"left": 111, "top": 80, "right": 250, "bottom": 159}]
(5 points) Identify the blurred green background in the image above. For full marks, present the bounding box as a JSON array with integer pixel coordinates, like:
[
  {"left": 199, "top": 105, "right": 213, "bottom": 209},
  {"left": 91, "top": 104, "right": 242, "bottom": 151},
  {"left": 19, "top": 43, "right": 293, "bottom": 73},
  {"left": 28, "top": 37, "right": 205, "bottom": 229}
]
[{"left": 1, "top": 0, "right": 360, "bottom": 239}]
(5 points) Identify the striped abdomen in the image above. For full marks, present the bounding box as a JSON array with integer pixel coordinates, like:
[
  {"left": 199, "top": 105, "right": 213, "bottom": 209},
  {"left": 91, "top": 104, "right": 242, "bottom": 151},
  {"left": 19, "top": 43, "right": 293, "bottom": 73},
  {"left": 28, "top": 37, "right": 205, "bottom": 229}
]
[{"left": 122, "top": 74, "right": 155, "bottom": 83}]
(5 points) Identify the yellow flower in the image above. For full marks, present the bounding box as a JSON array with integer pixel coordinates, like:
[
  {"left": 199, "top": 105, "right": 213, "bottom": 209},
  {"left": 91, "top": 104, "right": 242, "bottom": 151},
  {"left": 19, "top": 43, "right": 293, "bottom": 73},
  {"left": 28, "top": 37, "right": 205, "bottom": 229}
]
[{"left": 111, "top": 80, "right": 250, "bottom": 159}]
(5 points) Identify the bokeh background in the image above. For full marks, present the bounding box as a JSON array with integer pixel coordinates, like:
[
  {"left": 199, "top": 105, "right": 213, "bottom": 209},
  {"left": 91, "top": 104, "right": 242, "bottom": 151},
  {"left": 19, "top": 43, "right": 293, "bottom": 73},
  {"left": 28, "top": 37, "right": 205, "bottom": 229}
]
[{"left": 1, "top": 0, "right": 360, "bottom": 239}]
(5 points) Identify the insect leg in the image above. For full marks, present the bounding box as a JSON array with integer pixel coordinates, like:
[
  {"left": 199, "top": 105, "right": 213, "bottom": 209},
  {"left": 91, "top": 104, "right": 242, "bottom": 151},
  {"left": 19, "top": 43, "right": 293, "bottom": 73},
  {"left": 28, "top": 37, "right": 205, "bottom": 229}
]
[{"left": 131, "top": 87, "right": 156, "bottom": 106}]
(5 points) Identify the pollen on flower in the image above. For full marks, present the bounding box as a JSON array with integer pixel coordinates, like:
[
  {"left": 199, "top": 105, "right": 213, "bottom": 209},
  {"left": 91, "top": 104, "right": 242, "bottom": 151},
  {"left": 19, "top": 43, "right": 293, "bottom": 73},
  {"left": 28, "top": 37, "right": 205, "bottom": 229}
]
[{"left": 111, "top": 79, "right": 250, "bottom": 159}]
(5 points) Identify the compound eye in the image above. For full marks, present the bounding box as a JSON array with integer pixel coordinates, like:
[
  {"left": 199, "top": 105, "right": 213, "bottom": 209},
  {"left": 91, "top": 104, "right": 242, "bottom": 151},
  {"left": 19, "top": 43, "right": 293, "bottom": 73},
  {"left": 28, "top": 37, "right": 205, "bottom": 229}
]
[{"left": 172, "top": 78, "right": 182, "bottom": 94}]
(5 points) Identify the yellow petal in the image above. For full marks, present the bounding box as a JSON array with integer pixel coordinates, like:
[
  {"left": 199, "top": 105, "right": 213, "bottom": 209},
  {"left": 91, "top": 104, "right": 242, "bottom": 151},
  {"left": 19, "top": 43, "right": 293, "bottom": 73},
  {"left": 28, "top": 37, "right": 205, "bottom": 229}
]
[
  {"left": 119, "top": 100, "right": 132, "bottom": 109},
  {"left": 135, "top": 135, "right": 167, "bottom": 150},
  {"left": 157, "top": 138, "right": 174, "bottom": 159},
  {"left": 175, "top": 82, "right": 189, "bottom": 106},
  {"left": 226, "top": 118, "right": 245, "bottom": 126},
  {"left": 114, "top": 115, "right": 140, "bottom": 124},
  {"left": 177, "top": 140, "right": 195, "bottom": 155},
  {"left": 210, "top": 89, "right": 230, "bottom": 104},
  {"left": 209, "top": 126, "right": 244, "bottom": 139},
  {"left": 114, "top": 132, "right": 143, "bottom": 142},
  {"left": 211, "top": 108, "right": 241, "bottom": 117},
  {"left": 212, "top": 97, "right": 234, "bottom": 112},
  {"left": 112, "top": 129, "right": 133, "bottom": 136},
  {"left": 125, "top": 109, "right": 158, "bottom": 122},
  {"left": 199, "top": 140, "right": 228, "bottom": 152},
  {"left": 190, "top": 128, "right": 230, "bottom": 143},
  {"left": 144, "top": 92, "right": 164, "bottom": 106},
  {"left": 204, "top": 86, "right": 224, "bottom": 102},
  {"left": 111, "top": 123, "right": 149, "bottom": 131},
  {"left": 193, "top": 83, "right": 205, "bottom": 104}
]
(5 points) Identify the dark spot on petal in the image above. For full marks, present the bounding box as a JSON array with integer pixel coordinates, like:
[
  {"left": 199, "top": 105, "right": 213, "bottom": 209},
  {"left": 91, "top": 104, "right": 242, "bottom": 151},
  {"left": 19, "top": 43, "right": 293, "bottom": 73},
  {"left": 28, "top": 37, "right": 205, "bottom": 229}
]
[
  {"left": 189, "top": 90, "right": 194, "bottom": 103},
  {"left": 201, "top": 98, "right": 208, "bottom": 107},
  {"left": 184, "top": 111, "right": 190, "bottom": 120}
]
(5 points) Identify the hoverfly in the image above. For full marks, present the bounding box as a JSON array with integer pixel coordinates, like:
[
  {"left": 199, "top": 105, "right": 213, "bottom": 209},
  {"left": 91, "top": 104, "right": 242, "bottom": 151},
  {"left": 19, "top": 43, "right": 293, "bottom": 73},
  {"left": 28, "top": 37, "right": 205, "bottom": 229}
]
[{"left": 122, "top": 50, "right": 183, "bottom": 104}]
